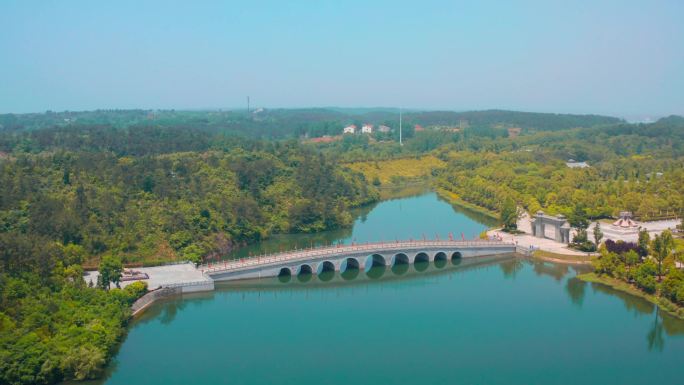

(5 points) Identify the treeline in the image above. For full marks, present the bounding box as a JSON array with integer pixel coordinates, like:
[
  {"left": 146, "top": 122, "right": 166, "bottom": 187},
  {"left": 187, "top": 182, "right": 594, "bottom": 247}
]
[
  {"left": 404, "top": 109, "right": 622, "bottom": 131},
  {"left": 0, "top": 108, "right": 622, "bottom": 142}
]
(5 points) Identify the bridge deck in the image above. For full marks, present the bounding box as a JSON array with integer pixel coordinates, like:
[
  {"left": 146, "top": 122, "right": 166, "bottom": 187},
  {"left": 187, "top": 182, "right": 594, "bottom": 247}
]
[{"left": 200, "top": 240, "right": 514, "bottom": 275}]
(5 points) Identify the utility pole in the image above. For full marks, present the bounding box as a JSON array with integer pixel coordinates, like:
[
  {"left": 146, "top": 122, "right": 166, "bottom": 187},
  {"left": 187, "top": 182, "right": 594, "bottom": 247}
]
[
  {"left": 247, "top": 96, "right": 250, "bottom": 114},
  {"left": 399, "top": 107, "right": 403, "bottom": 146}
]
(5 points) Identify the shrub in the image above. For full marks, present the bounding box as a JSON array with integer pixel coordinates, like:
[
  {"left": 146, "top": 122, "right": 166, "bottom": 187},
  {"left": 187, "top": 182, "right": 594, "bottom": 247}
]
[
  {"left": 605, "top": 239, "right": 638, "bottom": 255},
  {"left": 634, "top": 260, "right": 658, "bottom": 293},
  {"left": 123, "top": 281, "right": 148, "bottom": 304}
]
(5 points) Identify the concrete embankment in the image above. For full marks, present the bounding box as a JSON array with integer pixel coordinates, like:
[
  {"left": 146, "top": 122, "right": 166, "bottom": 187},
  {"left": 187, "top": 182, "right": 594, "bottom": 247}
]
[{"left": 132, "top": 280, "right": 215, "bottom": 317}]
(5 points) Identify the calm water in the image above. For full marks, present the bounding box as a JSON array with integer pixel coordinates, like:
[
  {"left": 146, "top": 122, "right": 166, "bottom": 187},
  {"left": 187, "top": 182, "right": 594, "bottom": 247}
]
[{"left": 94, "top": 193, "right": 684, "bottom": 385}]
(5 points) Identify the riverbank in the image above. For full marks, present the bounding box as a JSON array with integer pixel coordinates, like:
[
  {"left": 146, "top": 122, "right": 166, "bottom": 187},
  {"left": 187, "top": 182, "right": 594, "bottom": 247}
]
[
  {"left": 435, "top": 188, "right": 499, "bottom": 220},
  {"left": 531, "top": 250, "right": 593, "bottom": 264},
  {"left": 578, "top": 272, "right": 684, "bottom": 320}
]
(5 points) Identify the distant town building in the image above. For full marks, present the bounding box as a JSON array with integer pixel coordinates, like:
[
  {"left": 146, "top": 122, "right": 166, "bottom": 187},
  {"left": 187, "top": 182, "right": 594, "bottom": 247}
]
[
  {"left": 566, "top": 159, "right": 590, "bottom": 168},
  {"left": 414, "top": 124, "right": 425, "bottom": 132},
  {"left": 361, "top": 124, "right": 374, "bottom": 134},
  {"left": 343, "top": 125, "right": 356, "bottom": 134},
  {"left": 378, "top": 125, "right": 391, "bottom": 133}
]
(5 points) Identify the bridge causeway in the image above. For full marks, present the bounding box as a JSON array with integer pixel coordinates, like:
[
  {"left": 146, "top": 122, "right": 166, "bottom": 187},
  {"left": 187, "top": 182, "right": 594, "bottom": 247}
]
[{"left": 201, "top": 240, "right": 516, "bottom": 282}]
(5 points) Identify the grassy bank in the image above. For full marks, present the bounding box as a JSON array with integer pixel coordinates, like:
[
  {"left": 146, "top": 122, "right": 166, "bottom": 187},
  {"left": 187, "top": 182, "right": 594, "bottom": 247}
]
[
  {"left": 532, "top": 250, "right": 594, "bottom": 264},
  {"left": 345, "top": 155, "right": 446, "bottom": 185},
  {"left": 578, "top": 272, "right": 684, "bottom": 320},
  {"left": 435, "top": 188, "right": 499, "bottom": 220}
]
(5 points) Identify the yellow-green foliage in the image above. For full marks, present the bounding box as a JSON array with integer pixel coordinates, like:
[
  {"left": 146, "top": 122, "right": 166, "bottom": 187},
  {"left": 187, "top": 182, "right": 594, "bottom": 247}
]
[
  {"left": 345, "top": 156, "right": 446, "bottom": 185},
  {"left": 435, "top": 150, "right": 684, "bottom": 219}
]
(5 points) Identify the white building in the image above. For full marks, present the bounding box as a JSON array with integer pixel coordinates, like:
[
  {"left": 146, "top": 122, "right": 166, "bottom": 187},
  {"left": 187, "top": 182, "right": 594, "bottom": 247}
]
[
  {"left": 361, "top": 124, "right": 373, "bottom": 134},
  {"left": 378, "top": 125, "right": 391, "bottom": 133},
  {"left": 343, "top": 125, "right": 356, "bottom": 134},
  {"left": 566, "top": 159, "right": 589, "bottom": 168}
]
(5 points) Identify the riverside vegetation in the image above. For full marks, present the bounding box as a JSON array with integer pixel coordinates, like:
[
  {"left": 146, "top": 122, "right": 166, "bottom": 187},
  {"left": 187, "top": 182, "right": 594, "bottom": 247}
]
[
  {"left": 1, "top": 109, "right": 683, "bottom": 384},
  {"left": 586, "top": 229, "right": 684, "bottom": 318}
]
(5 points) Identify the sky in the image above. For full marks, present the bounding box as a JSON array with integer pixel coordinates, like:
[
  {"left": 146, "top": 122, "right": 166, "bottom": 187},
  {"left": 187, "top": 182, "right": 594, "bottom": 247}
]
[{"left": 1, "top": 0, "right": 683, "bottom": 117}]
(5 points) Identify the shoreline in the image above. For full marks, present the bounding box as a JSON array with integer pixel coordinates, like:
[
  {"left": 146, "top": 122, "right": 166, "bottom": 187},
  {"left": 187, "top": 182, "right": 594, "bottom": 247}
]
[
  {"left": 434, "top": 188, "right": 499, "bottom": 220},
  {"left": 577, "top": 272, "right": 684, "bottom": 320},
  {"left": 531, "top": 250, "right": 593, "bottom": 265}
]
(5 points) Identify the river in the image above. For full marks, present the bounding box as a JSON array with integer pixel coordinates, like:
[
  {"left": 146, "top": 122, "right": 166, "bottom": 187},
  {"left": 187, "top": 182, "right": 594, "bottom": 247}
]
[{"left": 91, "top": 192, "right": 684, "bottom": 385}]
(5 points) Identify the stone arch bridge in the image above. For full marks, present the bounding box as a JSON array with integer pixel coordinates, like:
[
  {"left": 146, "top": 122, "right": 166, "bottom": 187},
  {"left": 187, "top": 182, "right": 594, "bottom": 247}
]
[{"left": 201, "top": 240, "right": 516, "bottom": 282}]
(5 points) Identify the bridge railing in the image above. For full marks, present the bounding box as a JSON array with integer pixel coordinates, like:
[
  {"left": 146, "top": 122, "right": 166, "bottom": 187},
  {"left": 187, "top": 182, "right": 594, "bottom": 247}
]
[{"left": 199, "top": 239, "right": 514, "bottom": 274}]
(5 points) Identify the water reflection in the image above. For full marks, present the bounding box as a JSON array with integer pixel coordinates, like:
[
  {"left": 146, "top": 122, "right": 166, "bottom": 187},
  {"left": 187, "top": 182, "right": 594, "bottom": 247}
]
[
  {"left": 391, "top": 263, "right": 409, "bottom": 275},
  {"left": 565, "top": 278, "right": 587, "bottom": 307},
  {"left": 414, "top": 261, "right": 429, "bottom": 272},
  {"left": 318, "top": 270, "right": 334, "bottom": 282},
  {"left": 532, "top": 260, "right": 569, "bottom": 281},
  {"left": 499, "top": 259, "right": 524, "bottom": 279},
  {"left": 590, "top": 283, "right": 654, "bottom": 316},
  {"left": 341, "top": 268, "right": 360, "bottom": 281},
  {"left": 647, "top": 311, "right": 665, "bottom": 352},
  {"left": 297, "top": 273, "right": 313, "bottom": 283},
  {"left": 366, "top": 266, "right": 386, "bottom": 279}
]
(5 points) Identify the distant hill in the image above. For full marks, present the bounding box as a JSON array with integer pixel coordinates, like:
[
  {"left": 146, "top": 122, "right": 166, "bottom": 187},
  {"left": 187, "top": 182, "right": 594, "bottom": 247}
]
[
  {"left": 403, "top": 109, "right": 623, "bottom": 131},
  {"left": 0, "top": 108, "right": 623, "bottom": 134}
]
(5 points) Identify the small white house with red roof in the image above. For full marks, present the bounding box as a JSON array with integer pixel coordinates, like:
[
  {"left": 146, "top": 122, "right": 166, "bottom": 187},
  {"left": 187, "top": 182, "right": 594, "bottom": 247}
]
[
  {"left": 361, "top": 124, "right": 373, "bottom": 134},
  {"left": 343, "top": 124, "right": 356, "bottom": 134}
]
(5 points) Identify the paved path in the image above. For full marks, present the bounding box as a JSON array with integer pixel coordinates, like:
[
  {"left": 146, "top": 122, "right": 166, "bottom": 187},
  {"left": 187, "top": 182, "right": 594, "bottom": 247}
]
[
  {"left": 84, "top": 262, "right": 210, "bottom": 290},
  {"left": 487, "top": 229, "right": 591, "bottom": 256}
]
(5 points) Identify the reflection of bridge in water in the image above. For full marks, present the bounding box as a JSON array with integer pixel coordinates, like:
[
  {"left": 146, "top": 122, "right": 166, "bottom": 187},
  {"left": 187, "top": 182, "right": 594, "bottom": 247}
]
[{"left": 201, "top": 240, "right": 516, "bottom": 282}]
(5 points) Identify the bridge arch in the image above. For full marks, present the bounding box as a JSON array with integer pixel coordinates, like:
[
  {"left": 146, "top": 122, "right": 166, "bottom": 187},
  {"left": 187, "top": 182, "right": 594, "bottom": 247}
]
[
  {"left": 434, "top": 252, "right": 447, "bottom": 262},
  {"left": 316, "top": 261, "right": 335, "bottom": 275},
  {"left": 278, "top": 267, "right": 292, "bottom": 277},
  {"left": 392, "top": 253, "right": 409, "bottom": 267},
  {"left": 365, "top": 254, "right": 387, "bottom": 271},
  {"left": 297, "top": 264, "right": 313, "bottom": 275},
  {"left": 414, "top": 252, "right": 429, "bottom": 264},
  {"left": 451, "top": 251, "right": 462, "bottom": 260},
  {"left": 341, "top": 257, "right": 360, "bottom": 273}
]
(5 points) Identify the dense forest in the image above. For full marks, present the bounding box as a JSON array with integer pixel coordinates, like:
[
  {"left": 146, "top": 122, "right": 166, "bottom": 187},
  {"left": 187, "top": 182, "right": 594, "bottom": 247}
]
[
  {"left": 433, "top": 116, "right": 684, "bottom": 220},
  {"left": 0, "top": 126, "right": 377, "bottom": 384},
  {"left": 1, "top": 108, "right": 682, "bottom": 385}
]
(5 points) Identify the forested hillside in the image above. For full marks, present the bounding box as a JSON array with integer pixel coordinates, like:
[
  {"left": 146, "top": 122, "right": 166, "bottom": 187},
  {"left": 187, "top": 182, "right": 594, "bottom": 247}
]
[
  {"left": 0, "top": 138, "right": 377, "bottom": 268},
  {"left": 0, "top": 128, "right": 377, "bottom": 385},
  {"left": 434, "top": 116, "right": 684, "bottom": 220}
]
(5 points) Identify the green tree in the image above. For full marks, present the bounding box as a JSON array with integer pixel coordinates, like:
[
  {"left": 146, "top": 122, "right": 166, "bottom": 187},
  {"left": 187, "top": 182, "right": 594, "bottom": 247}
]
[
  {"left": 637, "top": 229, "right": 650, "bottom": 257},
  {"left": 593, "top": 222, "right": 603, "bottom": 246},
  {"left": 98, "top": 255, "right": 123, "bottom": 290},
  {"left": 568, "top": 204, "right": 589, "bottom": 231},
  {"left": 624, "top": 249, "right": 640, "bottom": 273},
  {"left": 500, "top": 198, "right": 519, "bottom": 232},
  {"left": 651, "top": 230, "right": 674, "bottom": 281}
]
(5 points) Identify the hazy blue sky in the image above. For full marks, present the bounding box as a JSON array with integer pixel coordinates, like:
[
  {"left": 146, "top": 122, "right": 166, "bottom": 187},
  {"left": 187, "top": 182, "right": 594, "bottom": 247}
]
[{"left": 1, "top": 0, "right": 683, "bottom": 117}]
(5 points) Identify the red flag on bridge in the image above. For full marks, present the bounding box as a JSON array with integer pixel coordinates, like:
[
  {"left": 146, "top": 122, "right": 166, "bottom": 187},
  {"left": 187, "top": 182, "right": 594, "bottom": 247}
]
[{"left": 461, "top": 232, "right": 465, "bottom": 241}]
